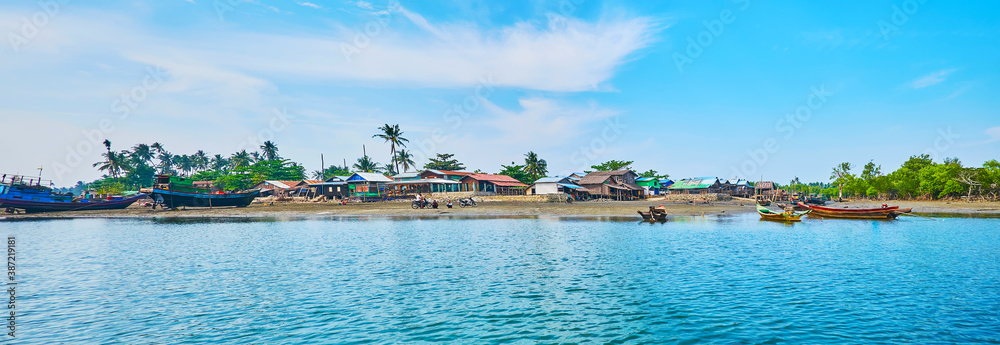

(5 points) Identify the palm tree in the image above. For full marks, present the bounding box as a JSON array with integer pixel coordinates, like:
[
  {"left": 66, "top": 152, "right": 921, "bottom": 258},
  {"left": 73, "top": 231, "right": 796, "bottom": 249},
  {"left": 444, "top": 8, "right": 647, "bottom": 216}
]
[
  {"left": 373, "top": 124, "right": 409, "bottom": 174},
  {"left": 130, "top": 143, "right": 153, "bottom": 164},
  {"left": 394, "top": 149, "right": 416, "bottom": 173},
  {"left": 261, "top": 141, "right": 279, "bottom": 161},
  {"left": 353, "top": 155, "right": 381, "bottom": 173},
  {"left": 231, "top": 150, "right": 252, "bottom": 168},
  {"left": 211, "top": 154, "right": 228, "bottom": 171},
  {"left": 192, "top": 150, "right": 208, "bottom": 171},
  {"left": 157, "top": 151, "right": 175, "bottom": 174},
  {"left": 250, "top": 151, "right": 263, "bottom": 163},
  {"left": 174, "top": 155, "right": 194, "bottom": 176},
  {"left": 93, "top": 150, "right": 126, "bottom": 179},
  {"left": 523, "top": 151, "right": 548, "bottom": 182},
  {"left": 150, "top": 142, "right": 166, "bottom": 155},
  {"left": 311, "top": 170, "right": 326, "bottom": 180}
]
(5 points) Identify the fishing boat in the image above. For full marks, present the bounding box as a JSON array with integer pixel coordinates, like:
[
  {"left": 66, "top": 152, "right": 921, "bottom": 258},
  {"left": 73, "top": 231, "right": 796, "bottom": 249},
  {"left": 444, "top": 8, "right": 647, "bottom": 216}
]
[
  {"left": 796, "top": 202, "right": 912, "bottom": 220},
  {"left": 637, "top": 205, "right": 668, "bottom": 221},
  {"left": 757, "top": 204, "right": 810, "bottom": 222},
  {"left": 145, "top": 175, "right": 259, "bottom": 209},
  {"left": 0, "top": 174, "right": 145, "bottom": 213}
]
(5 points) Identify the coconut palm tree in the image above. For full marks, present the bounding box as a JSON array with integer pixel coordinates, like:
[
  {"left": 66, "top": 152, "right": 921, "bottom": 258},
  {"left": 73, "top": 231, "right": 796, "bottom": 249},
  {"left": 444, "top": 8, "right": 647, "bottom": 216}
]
[
  {"left": 230, "top": 150, "right": 252, "bottom": 168},
  {"left": 174, "top": 155, "right": 195, "bottom": 176},
  {"left": 261, "top": 141, "right": 279, "bottom": 161},
  {"left": 211, "top": 154, "right": 228, "bottom": 171},
  {"left": 250, "top": 151, "right": 263, "bottom": 163},
  {"left": 373, "top": 124, "right": 409, "bottom": 174},
  {"left": 353, "top": 155, "right": 381, "bottom": 173},
  {"left": 156, "top": 151, "right": 175, "bottom": 174},
  {"left": 523, "top": 151, "right": 548, "bottom": 182},
  {"left": 93, "top": 143, "right": 126, "bottom": 179},
  {"left": 192, "top": 150, "right": 210, "bottom": 171},
  {"left": 130, "top": 143, "right": 153, "bottom": 164},
  {"left": 394, "top": 149, "right": 416, "bottom": 173}
]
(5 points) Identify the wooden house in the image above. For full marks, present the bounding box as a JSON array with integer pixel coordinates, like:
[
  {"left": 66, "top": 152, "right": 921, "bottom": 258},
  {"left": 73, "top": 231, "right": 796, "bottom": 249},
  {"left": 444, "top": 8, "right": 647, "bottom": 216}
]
[
  {"left": 460, "top": 173, "right": 529, "bottom": 195},
  {"left": 578, "top": 170, "right": 643, "bottom": 200},
  {"left": 531, "top": 176, "right": 587, "bottom": 196}
]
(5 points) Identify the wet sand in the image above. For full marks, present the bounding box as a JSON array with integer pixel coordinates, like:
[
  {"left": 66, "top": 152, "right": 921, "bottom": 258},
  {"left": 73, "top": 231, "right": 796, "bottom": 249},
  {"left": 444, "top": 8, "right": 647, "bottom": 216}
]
[{"left": 4, "top": 198, "right": 999, "bottom": 219}]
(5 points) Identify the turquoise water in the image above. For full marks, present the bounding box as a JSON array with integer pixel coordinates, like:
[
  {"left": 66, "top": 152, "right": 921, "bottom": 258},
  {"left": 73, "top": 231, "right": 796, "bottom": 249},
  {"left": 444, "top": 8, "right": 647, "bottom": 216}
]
[{"left": 4, "top": 214, "right": 1000, "bottom": 343}]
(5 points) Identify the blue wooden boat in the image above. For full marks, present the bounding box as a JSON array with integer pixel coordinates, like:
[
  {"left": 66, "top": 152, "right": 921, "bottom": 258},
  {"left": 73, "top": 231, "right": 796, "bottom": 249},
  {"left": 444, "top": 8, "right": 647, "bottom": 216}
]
[
  {"left": 146, "top": 175, "right": 259, "bottom": 209},
  {"left": 0, "top": 174, "right": 145, "bottom": 213}
]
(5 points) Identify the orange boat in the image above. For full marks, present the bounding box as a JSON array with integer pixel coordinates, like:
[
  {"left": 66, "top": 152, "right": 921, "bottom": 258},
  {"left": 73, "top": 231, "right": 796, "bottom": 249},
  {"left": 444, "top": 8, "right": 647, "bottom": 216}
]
[{"left": 797, "top": 202, "right": 912, "bottom": 220}]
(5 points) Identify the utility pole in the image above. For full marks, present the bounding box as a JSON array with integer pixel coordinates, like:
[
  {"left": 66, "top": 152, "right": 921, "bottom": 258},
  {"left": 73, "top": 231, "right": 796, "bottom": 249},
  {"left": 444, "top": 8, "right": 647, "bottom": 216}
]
[{"left": 321, "top": 154, "right": 325, "bottom": 180}]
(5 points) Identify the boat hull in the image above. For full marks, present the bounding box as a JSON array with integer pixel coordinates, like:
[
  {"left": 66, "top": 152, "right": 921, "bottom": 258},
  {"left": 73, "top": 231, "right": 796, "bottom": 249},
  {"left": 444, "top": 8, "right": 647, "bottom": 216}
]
[
  {"left": 757, "top": 205, "right": 809, "bottom": 221},
  {"left": 0, "top": 194, "right": 146, "bottom": 213},
  {"left": 150, "top": 189, "right": 259, "bottom": 208},
  {"left": 798, "top": 202, "right": 910, "bottom": 219}
]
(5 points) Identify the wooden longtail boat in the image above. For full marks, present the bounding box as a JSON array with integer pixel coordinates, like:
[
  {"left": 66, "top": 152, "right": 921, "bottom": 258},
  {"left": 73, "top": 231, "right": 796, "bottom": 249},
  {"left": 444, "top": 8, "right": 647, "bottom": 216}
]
[
  {"left": 638, "top": 205, "right": 668, "bottom": 221},
  {"left": 145, "top": 175, "right": 260, "bottom": 209},
  {"left": 756, "top": 204, "right": 810, "bottom": 222},
  {"left": 1, "top": 174, "right": 145, "bottom": 213},
  {"left": 796, "top": 202, "right": 912, "bottom": 220}
]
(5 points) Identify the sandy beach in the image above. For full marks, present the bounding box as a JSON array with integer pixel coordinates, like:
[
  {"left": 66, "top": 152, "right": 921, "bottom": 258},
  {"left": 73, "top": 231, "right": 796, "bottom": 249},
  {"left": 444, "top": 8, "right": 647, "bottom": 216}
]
[{"left": 5, "top": 197, "right": 1000, "bottom": 219}]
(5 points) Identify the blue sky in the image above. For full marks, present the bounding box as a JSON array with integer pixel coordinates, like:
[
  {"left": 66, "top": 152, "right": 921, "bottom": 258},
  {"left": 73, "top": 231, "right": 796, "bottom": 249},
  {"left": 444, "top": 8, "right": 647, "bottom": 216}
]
[{"left": 1, "top": 0, "right": 998, "bottom": 186}]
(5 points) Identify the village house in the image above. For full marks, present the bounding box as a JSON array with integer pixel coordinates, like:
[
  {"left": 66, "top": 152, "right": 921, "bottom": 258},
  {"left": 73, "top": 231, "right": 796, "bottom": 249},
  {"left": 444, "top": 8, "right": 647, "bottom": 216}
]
[
  {"left": 308, "top": 176, "right": 350, "bottom": 199},
  {"left": 578, "top": 170, "right": 643, "bottom": 200},
  {"left": 722, "top": 179, "right": 754, "bottom": 197},
  {"left": 344, "top": 172, "right": 393, "bottom": 200},
  {"left": 530, "top": 176, "right": 588, "bottom": 197},
  {"left": 666, "top": 177, "right": 722, "bottom": 194},
  {"left": 460, "top": 173, "right": 529, "bottom": 195}
]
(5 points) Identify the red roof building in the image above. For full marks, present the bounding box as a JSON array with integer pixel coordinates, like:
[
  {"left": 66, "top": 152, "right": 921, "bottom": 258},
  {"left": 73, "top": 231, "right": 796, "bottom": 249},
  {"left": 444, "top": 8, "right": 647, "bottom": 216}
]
[{"left": 460, "top": 173, "right": 529, "bottom": 195}]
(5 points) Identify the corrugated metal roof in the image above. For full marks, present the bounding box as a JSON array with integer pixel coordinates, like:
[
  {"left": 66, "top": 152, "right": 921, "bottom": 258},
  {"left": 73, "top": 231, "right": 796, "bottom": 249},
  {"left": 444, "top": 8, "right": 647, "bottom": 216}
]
[
  {"left": 557, "top": 183, "right": 584, "bottom": 189},
  {"left": 346, "top": 172, "right": 393, "bottom": 182},
  {"left": 387, "top": 178, "right": 459, "bottom": 185},
  {"left": 462, "top": 173, "right": 523, "bottom": 184},
  {"left": 491, "top": 181, "right": 529, "bottom": 187},
  {"left": 534, "top": 176, "right": 569, "bottom": 183},
  {"left": 578, "top": 170, "right": 636, "bottom": 185},
  {"left": 667, "top": 177, "right": 719, "bottom": 189}
]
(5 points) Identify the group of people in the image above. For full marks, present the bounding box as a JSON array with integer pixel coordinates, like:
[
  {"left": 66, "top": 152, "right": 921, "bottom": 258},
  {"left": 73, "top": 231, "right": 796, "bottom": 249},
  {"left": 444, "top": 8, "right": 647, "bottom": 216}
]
[{"left": 415, "top": 193, "right": 452, "bottom": 209}]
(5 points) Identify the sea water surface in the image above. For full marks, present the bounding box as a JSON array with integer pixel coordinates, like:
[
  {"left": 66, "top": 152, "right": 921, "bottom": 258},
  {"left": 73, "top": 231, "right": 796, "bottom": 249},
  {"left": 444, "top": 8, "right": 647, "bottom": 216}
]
[{"left": 4, "top": 214, "right": 1000, "bottom": 343}]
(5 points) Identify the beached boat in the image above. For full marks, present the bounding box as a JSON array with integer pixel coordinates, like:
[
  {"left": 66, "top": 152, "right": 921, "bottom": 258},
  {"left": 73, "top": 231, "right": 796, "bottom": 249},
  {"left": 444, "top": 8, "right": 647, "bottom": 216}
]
[
  {"left": 0, "top": 174, "right": 145, "bottom": 213},
  {"left": 146, "top": 175, "right": 260, "bottom": 209},
  {"left": 638, "top": 205, "right": 668, "bottom": 221},
  {"left": 796, "top": 202, "right": 912, "bottom": 220},
  {"left": 757, "top": 204, "right": 810, "bottom": 222}
]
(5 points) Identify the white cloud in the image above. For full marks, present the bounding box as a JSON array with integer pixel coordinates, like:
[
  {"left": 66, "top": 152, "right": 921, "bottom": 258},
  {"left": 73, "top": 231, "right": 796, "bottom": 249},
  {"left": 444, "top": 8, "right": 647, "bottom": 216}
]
[
  {"left": 297, "top": 2, "right": 321, "bottom": 9},
  {"left": 909, "top": 68, "right": 957, "bottom": 89},
  {"left": 985, "top": 126, "right": 1000, "bottom": 143}
]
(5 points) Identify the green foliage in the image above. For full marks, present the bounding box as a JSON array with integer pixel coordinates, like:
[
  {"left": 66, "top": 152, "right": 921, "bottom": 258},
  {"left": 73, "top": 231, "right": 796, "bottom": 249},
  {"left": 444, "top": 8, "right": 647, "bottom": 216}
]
[
  {"left": 522, "top": 151, "right": 548, "bottom": 183},
  {"left": 639, "top": 169, "right": 669, "bottom": 179},
  {"left": 424, "top": 153, "right": 466, "bottom": 171},
  {"left": 587, "top": 160, "right": 633, "bottom": 173},
  {"left": 498, "top": 162, "right": 532, "bottom": 185}
]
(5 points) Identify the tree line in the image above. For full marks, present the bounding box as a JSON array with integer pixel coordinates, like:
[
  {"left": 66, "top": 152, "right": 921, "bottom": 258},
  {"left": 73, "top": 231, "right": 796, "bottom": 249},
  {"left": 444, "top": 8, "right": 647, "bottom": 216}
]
[{"left": 784, "top": 155, "right": 1000, "bottom": 201}]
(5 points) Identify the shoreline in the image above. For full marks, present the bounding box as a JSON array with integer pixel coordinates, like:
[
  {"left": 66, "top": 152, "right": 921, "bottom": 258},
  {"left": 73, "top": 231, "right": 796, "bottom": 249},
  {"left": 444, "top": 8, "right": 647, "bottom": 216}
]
[{"left": 4, "top": 199, "right": 1000, "bottom": 220}]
